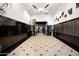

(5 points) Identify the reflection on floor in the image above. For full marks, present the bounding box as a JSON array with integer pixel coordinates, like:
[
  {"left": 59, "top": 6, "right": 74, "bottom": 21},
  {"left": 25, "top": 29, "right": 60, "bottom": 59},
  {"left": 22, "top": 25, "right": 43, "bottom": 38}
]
[{"left": 7, "top": 33, "right": 79, "bottom": 56}]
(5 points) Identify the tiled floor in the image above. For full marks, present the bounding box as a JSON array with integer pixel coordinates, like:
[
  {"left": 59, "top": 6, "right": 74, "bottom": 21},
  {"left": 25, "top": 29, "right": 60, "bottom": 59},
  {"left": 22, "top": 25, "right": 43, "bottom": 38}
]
[{"left": 7, "top": 33, "right": 79, "bottom": 56}]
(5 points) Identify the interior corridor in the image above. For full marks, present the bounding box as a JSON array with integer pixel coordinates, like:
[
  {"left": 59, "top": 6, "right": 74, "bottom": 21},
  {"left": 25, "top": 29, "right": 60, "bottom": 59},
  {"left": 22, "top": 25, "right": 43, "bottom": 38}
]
[
  {"left": 0, "top": 3, "right": 79, "bottom": 56},
  {"left": 8, "top": 33, "right": 79, "bottom": 56}
]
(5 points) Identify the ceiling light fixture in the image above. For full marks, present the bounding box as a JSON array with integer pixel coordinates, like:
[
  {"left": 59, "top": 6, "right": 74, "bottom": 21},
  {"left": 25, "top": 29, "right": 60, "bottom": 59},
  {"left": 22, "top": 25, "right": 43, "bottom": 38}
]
[
  {"left": 37, "top": 8, "right": 44, "bottom": 12},
  {"left": 32, "top": 4, "right": 49, "bottom": 13},
  {"left": 32, "top": 4, "right": 49, "bottom": 10}
]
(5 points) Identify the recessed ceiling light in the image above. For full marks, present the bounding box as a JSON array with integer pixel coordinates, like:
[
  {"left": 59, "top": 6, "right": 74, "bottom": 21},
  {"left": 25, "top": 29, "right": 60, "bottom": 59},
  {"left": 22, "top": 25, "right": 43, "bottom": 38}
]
[{"left": 37, "top": 8, "right": 44, "bottom": 12}]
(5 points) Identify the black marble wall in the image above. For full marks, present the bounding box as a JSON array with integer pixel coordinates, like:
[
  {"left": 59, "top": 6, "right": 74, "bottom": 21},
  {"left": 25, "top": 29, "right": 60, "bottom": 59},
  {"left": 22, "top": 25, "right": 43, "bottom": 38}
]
[
  {"left": 0, "top": 15, "right": 32, "bottom": 38},
  {"left": 47, "top": 25, "right": 52, "bottom": 35},
  {"left": 53, "top": 18, "right": 79, "bottom": 52},
  {"left": 0, "top": 15, "right": 32, "bottom": 52}
]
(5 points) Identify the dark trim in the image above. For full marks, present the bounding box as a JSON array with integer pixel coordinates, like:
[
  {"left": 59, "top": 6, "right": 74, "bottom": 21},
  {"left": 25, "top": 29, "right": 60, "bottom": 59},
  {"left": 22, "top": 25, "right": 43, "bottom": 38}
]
[
  {"left": 54, "top": 17, "right": 79, "bottom": 25},
  {"left": 35, "top": 22, "right": 47, "bottom": 25},
  {"left": 53, "top": 33, "right": 79, "bottom": 52},
  {"left": 56, "top": 32, "right": 79, "bottom": 38},
  {"left": 54, "top": 36, "right": 79, "bottom": 52},
  {"left": 0, "top": 15, "right": 30, "bottom": 25}
]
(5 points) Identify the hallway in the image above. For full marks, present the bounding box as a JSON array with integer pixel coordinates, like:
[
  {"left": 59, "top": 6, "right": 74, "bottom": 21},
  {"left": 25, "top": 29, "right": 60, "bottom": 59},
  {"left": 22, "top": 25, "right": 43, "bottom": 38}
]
[
  {"left": 8, "top": 33, "right": 79, "bottom": 56},
  {"left": 0, "top": 3, "right": 79, "bottom": 56}
]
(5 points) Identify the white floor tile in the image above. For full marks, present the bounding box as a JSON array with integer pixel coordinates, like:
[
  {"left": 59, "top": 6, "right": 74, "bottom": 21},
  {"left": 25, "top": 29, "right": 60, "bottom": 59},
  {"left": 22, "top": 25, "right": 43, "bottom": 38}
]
[{"left": 7, "top": 33, "right": 79, "bottom": 56}]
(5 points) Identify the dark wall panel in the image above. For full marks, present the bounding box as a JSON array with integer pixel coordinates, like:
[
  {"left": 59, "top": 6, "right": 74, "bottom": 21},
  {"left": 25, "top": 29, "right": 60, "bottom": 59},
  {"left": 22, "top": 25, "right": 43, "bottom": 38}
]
[
  {"left": 47, "top": 25, "right": 52, "bottom": 35},
  {"left": 0, "top": 15, "right": 32, "bottom": 52},
  {"left": 53, "top": 18, "right": 79, "bottom": 52}
]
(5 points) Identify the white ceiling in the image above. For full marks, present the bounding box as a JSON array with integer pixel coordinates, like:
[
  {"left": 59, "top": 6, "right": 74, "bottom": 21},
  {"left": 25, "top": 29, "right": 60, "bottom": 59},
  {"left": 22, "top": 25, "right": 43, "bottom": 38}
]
[
  {"left": 21, "top": 3, "right": 63, "bottom": 15},
  {"left": 0, "top": 3, "right": 63, "bottom": 16}
]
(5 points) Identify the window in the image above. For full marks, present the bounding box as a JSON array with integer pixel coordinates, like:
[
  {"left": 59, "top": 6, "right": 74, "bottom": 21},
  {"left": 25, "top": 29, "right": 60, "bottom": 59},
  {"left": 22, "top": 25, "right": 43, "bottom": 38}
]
[
  {"left": 56, "top": 17, "right": 57, "bottom": 20},
  {"left": 57, "top": 18, "right": 59, "bottom": 21},
  {"left": 76, "top": 3, "right": 79, "bottom": 8},
  {"left": 68, "top": 8, "right": 72, "bottom": 15},
  {"left": 64, "top": 14, "right": 67, "bottom": 18},
  {"left": 62, "top": 12, "right": 64, "bottom": 17},
  {"left": 60, "top": 16, "right": 61, "bottom": 18}
]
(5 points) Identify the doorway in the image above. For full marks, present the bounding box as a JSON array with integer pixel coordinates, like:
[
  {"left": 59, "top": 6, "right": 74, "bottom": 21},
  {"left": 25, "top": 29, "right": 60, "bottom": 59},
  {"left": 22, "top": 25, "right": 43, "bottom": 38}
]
[{"left": 35, "top": 22, "right": 47, "bottom": 34}]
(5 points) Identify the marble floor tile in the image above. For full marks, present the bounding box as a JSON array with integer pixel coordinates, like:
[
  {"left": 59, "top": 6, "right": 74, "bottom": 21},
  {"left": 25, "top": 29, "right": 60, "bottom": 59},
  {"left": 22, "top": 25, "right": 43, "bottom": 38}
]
[{"left": 7, "top": 33, "right": 79, "bottom": 56}]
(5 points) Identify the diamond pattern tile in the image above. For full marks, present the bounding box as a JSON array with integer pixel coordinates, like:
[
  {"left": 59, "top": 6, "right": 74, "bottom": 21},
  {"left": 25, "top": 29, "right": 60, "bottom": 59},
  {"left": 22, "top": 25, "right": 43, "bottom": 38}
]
[{"left": 7, "top": 33, "right": 79, "bottom": 56}]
